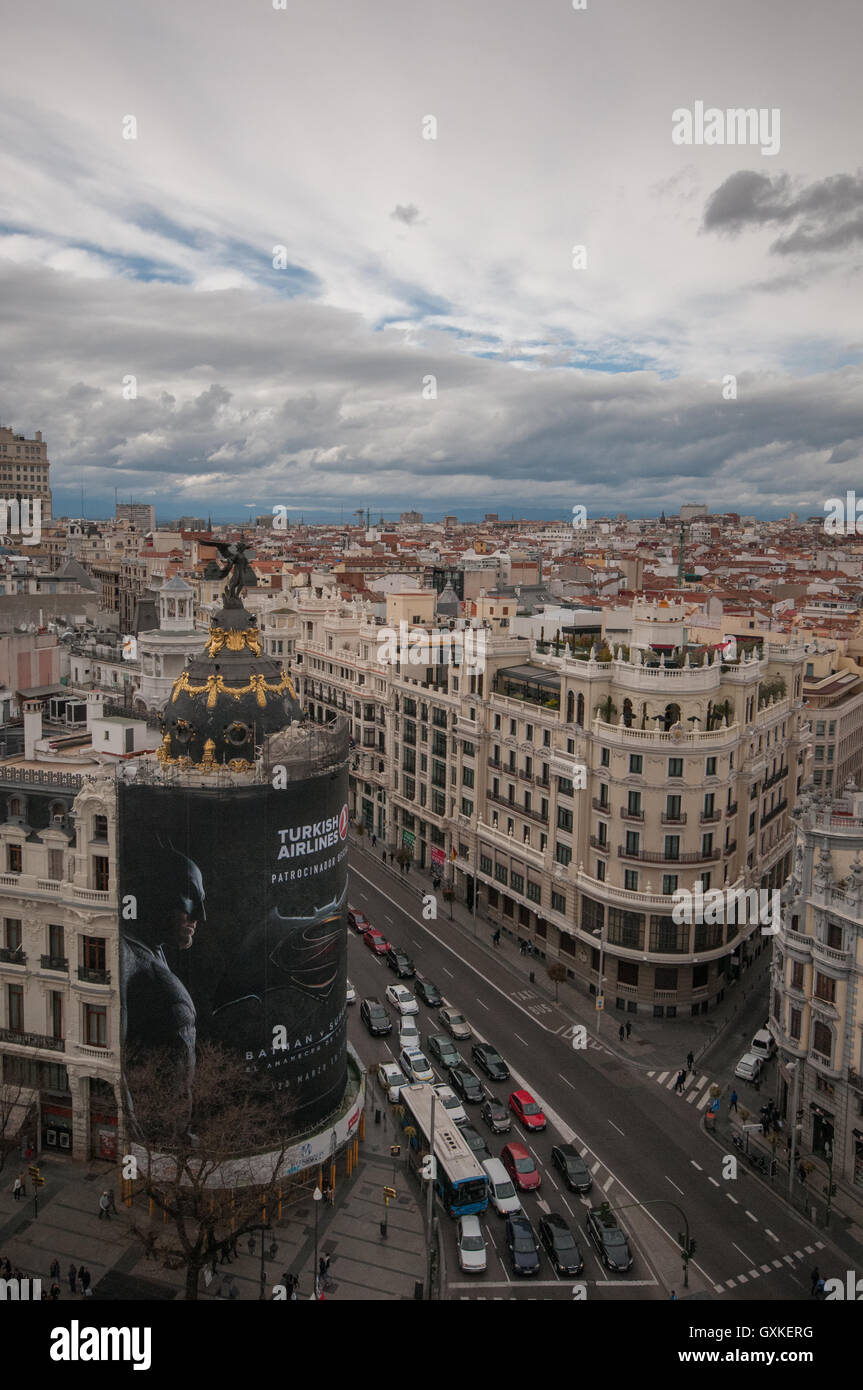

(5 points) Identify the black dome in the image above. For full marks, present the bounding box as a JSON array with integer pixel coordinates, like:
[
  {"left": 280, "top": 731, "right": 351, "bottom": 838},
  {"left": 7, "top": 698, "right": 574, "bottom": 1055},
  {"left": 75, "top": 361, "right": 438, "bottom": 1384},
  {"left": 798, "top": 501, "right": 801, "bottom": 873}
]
[{"left": 158, "top": 597, "right": 303, "bottom": 770}]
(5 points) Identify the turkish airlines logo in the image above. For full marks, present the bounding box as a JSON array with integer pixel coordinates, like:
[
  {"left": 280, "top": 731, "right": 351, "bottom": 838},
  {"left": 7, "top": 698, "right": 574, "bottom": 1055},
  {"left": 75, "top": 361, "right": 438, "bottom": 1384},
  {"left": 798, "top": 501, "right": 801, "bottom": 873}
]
[{"left": 339, "top": 805, "right": 349, "bottom": 840}]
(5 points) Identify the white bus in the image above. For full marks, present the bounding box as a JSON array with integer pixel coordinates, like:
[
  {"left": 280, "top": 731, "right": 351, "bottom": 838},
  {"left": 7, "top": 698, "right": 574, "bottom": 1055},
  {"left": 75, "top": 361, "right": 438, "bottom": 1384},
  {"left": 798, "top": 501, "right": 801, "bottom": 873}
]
[{"left": 398, "top": 1083, "right": 488, "bottom": 1216}]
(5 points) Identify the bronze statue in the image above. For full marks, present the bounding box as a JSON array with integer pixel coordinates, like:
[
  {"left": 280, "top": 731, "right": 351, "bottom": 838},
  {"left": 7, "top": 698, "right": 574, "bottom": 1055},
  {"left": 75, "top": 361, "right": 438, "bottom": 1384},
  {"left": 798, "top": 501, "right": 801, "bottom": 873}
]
[{"left": 214, "top": 538, "right": 258, "bottom": 602}]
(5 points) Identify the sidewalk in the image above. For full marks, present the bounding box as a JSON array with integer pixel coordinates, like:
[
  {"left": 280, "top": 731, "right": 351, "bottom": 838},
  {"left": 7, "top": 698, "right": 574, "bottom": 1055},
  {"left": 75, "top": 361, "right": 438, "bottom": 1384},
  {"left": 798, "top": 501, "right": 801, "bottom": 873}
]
[
  {"left": 0, "top": 1075, "right": 430, "bottom": 1301},
  {"left": 349, "top": 831, "right": 770, "bottom": 1074}
]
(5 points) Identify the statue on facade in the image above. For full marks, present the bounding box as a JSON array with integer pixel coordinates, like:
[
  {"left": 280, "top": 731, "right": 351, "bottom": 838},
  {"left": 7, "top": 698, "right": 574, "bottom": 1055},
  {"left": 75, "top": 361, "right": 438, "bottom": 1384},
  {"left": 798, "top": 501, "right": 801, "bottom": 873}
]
[{"left": 214, "top": 538, "right": 258, "bottom": 603}]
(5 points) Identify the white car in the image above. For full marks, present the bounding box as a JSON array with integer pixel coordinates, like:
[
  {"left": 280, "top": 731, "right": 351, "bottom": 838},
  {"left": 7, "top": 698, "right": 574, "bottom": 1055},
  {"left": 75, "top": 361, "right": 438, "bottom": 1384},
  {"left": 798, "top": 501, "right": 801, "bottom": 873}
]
[
  {"left": 385, "top": 983, "right": 419, "bottom": 1016},
  {"left": 400, "top": 1048, "right": 434, "bottom": 1083},
  {"left": 456, "top": 1214, "right": 487, "bottom": 1274},
  {"left": 378, "top": 1061, "right": 408, "bottom": 1101},
  {"left": 734, "top": 1052, "right": 763, "bottom": 1082},
  {"left": 433, "top": 1084, "right": 467, "bottom": 1126},
  {"left": 482, "top": 1157, "right": 523, "bottom": 1218},
  {"left": 397, "top": 1016, "right": 420, "bottom": 1050},
  {"left": 346, "top": 980, "right": 357, "bottom": 1004}
]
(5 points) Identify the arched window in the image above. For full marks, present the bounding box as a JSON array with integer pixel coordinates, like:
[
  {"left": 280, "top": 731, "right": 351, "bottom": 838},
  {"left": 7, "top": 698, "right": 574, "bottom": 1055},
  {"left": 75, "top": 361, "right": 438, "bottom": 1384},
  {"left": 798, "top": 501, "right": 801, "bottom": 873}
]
[
  {"left": 576, "top": 693, "right": 584, "bottom": 727},
  {"left": 566, "top": 691, "right": 575, "bottom": 723}
]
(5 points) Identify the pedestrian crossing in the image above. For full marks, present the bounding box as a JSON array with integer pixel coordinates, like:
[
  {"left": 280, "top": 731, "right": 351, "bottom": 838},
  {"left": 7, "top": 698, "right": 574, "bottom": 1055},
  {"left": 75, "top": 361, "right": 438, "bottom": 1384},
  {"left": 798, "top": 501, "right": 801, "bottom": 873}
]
[
  {"left": 647, "top": 1068, "right": 718, "bottom": 1110},
  {"left": 713, "top": 1241, "right": 824, "bottom": 1294}
]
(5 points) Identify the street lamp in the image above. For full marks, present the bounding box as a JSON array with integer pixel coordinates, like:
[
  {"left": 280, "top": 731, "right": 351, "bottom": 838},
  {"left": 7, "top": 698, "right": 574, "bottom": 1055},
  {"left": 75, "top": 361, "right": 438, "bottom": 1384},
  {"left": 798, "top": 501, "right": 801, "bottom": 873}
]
[
  {"left": 824, "top": 1140, "right": 835, "bottom": 1228},
  {"left": 312, "top": 1185, "right": 323, "bottom": 1297}
]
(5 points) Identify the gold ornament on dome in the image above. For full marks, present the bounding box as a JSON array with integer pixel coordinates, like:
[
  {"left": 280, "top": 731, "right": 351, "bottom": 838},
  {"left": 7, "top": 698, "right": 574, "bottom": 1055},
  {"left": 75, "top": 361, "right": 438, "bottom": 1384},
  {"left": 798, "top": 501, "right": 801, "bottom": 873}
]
[
  {"left": 227, "top": 758, "right": 254, "bottom": 772},
  {"left": 157, "top": 733, "right": 176, "bottom": 765},
  {"left": 199, "top": 738, "right": 217, "bottom": 773},
  {"left": 170, "top": 668, "right": 296, "bottom": 709},
  {"left": 205, "top": 626, "right": 262, "bottom": 658}
]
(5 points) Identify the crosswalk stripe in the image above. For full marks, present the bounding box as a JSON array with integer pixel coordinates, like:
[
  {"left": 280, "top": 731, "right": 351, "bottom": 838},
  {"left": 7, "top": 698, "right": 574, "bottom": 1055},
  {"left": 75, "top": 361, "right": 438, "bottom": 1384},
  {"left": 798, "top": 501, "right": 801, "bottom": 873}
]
[
  {"left": 737, "top": 1273, "right": 748, "bottom": 1284},
  {"left": 772, "top": 1260, "right": 783, "bottom": 1269},
  {"left": 714, "top": 1283, "right": 725, "bottom": 1293},
  {"left": 697, "top": 1089, "right": 712, "bottom": 1110},
  {"left": 657, "top": 1071, "right": 669, "bottom": 1084},
  {"left": 725, "top": 1279, "right": 736, "bottom": 1289},
  {"left": 748, "top": 1269, "right": 759, "bottom": 1279},
  {"left": 793, "top": 1250, "right": 803, "bottom": 1260},
  {"left": 694, "top": 1075, "right": 708, "bottom": 1091},
  {"left": 686, "top": 1088, "right": 699, "bottom": 1104},
  {"left": 783, "top": 1256, "right": 794, "bottom": 1265},
  {"left": 804, "top": 1245, "right": 814, "bottom": 1254},
  {"left": 761, "top": 1264, "right": 772, "bottom": 1273},
  {"left": 815, "top": 1241, "right": 825, "bottom": 1249}
]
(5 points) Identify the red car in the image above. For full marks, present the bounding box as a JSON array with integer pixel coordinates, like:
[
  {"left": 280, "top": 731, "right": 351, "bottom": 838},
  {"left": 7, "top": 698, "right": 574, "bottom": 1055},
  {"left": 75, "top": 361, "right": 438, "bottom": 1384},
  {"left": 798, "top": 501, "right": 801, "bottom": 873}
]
[
  {"left": 509, "top": 1089, "right": 547, "bottom": 1132},
  {"left": 501, "top": 1141, "right": 541, "bottom": 1192},
  {"left": 363, "top": 928, "right": 390, "bottom": 956},
  {"left": 348, "top": 908, "right": 372, "bottom": 933}
]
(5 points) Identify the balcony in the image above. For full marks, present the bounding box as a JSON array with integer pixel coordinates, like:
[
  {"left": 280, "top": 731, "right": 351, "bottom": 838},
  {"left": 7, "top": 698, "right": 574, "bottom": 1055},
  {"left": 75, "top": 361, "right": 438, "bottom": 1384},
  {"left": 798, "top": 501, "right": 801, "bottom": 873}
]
[
  {"left": 77, "top": 966, "right": 111, "bottom": 985},
  {"left": 725, "top": 840, "right": 737, "bottom": 855},
  {"left": 592, "top": 798, "right": 611, "bottom": 815},
  {"left": 0, "top": 1027, "right": 64, "bottom": 1052},
  {"left": 589, "top": 836, "right": 610, "bottom": 854},
  {"left": 488, "top": 792, "right": 548, "bottom": 824},
  {"left": 763, "top": 766, "right": 788, "bottom": 791},
  {"left": 0, "top": 947, "right": 26, "bottom": 965},
  {"left": 592, "top": 715, "right": 739, "bottom": 747},
  {"left": 811, "top": 939, "right": 850, "bottom": 969},
  {"left": 726, "top": 802, "right": 738, "bottom": 816},
  {"left": 40, "top": 955, "right": 68, "bottom": 972},
  {"left": 618, "top": 846, "right": 720, "bottom": 864},
  {"left": 661, "top": 812, "right": 687, "bottom": 824},
  {"left": 619, "top": 807, "right": 644, "bottom": 823},
  {"left": 849, "top": 1068, "right": 863, "bottom": 1093},
  {"left": 73, "top": 886, "right": 111, "bottom": 905},
  {"left": 761, "top": 799, "right": 788, "bottom": 827},
  {"left": 699, "top": 810, "right": 721, "bottom": 824}
]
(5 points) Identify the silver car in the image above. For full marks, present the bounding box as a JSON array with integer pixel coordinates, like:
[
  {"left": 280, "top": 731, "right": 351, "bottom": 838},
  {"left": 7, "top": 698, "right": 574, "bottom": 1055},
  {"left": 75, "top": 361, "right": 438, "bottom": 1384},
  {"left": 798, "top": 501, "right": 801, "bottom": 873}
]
[{"left": 456, "top": 1214, "right": 487, "bottom": 1273}]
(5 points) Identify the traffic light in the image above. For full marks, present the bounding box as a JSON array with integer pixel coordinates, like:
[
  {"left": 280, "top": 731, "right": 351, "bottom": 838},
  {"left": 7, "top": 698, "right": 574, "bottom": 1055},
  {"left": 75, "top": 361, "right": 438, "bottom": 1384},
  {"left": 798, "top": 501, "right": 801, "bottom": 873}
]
[
  {"left": 688, "top": 1239, "right": 697, "bottom": 1257},
  {"left": 28, "top": 1165, "right": 44, "bottom": 1186},
  {"left": 383, "top": 1185, "right": 397, "bottom": 1201}
]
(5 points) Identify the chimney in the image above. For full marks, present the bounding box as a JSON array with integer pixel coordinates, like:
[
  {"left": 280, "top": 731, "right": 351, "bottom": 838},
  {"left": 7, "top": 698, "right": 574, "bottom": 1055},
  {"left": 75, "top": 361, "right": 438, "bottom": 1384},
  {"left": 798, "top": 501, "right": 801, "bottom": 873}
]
[{"left": 23, "top": 697, "right": 43, "bottom": 760}]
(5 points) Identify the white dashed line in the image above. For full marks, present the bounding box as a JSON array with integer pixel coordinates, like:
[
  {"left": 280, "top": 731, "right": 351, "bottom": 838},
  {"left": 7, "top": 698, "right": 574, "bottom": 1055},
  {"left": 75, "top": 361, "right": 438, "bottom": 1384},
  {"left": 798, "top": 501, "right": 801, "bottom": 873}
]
[
  {"left": 476, "top": 999, "right": 489, "bottom": 1010},
  {"left": 558, "top": 1073, "right": 576, "bottom": 1089},
  {"left": 665, "top": 1177, "right": 684, "bottom": 1196},
  {"left": 602, "top": 1175, "right": 614, "bottom": 1193},
  {"left": 513, "top": 1033, "right": 529, "bottom": 1046},
  {"left": 745, "top": 1211, "right": 758, "bottom": 1223},
  {"left": 690, "top": 1160, "right": 703, "bottom": 1172},
  {"left": 441, "top": 967, "right": 453, "bottom": 977},
  {"left": 607, "top": 1120, "right": 625, "bottom": 1136},
  {"left": 726, "top": 1193, "right": 739, "bottom": 1204},
  {"left": 708, "top": 1177, "right": 720, "bottom": 1188},
  {"left": 732, "top": 1243, "right": 754, "bottom": 1263},
  {"left": 765, "top": 1229, "right": 780, "bottom": 1243}
]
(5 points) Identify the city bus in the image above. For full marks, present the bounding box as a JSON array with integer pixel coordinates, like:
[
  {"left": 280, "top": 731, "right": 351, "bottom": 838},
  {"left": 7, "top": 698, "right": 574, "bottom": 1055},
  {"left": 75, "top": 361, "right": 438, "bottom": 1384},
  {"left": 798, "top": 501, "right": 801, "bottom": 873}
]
[{"left": 398, "top": 1083, "right": 489, "bottom": 1216}]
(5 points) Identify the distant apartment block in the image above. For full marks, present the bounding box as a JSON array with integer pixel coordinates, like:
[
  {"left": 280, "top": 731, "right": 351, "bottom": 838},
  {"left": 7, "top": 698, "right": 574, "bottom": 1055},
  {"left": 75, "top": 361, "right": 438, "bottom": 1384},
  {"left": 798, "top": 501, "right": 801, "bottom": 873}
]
[
  {"left": 115, "top": 502, "right": 155, "bottom": 533},
  {"left": 0, "top": 426, "right": 52, "bottom": 521}
]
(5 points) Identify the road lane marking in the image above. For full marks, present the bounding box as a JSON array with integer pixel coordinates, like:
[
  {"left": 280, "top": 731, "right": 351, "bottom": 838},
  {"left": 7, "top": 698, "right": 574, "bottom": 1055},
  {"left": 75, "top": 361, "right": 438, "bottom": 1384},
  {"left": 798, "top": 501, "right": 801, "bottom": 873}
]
[
  {"left": 514, "top": 1033, "right": 529, "bottom": 1046},
  {"left": 558, "top": 1073, "right": 576, "bottom": 1089},
  {"left": 745, "top": 1210, "right": 758, "bottom": 1222},
  {"left": 732, "top": 1243, "right": 754, "bottom": 1263},
  {"left": 441, "top": 967, "right": 453, "bottom": 977},
  {"left": 765, "top": 1229, "right": 780, "bottom": 1243},
  {"left": 748, "top": 1268, "right": 759, "bottom": 1278},
  {"left": 726, "top": 1193, "right": 739, "bottom": 1204},
  {"left": 607, "top": 1120, "right": 625, "bottom": 1136},
  {"left": 665, "top": 1177, "right": 684, "bottom": 1196},
  {"left": 476, "top": 998, "right": 489, "bottom": 1009},
  {"left": 696, "top": 1090, "right": 712, "bottom": 1111},
  {"left": 760, "top": 1264, "right": 771, "bottom": 1273},
  {"left": 602, "top": 1175, "right": 614, "bottom": 1192},
  {"left": 708, "top": 1177, "right": 720, "bottom": 1187},
  {"left": 690, "top": 1161, "right": 703, "bottom": 1171}
]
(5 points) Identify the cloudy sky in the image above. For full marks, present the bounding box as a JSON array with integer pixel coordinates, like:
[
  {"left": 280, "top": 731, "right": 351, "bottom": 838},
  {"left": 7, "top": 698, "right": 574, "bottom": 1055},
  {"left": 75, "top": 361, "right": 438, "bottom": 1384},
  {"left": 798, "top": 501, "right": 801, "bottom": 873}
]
[{"left": 1, "top": 0, "right": 861, "bottom": 521}]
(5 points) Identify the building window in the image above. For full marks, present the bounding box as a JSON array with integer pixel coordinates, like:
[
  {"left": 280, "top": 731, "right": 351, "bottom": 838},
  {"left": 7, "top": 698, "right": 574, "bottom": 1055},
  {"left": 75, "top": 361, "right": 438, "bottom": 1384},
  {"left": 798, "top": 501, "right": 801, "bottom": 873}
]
[
  {"left": 551, "top": 890, "right": 566, "bottom": 913},
  {"left": 668, "top": 758, "right": 683, "bottom": 778},
  {"left": 706, "top": 757, "right": 717, "bottom": 777},
  {"left": 510, "top": 871, "right": 524, "bottom": 895},
  {"left": 48, "top": 848, "right": 64, "bottom": 881},
  {"left": 624, "top": 869, "right": 639, "bottom": 891},
  {"left": 525, "top": 880, "right": 541, "bottom": 905},
  {"left": 82, "top": 937, "right": 106, "bottom": 972},
  {"left": 92, "top": 857, "right": 110, "bottom": 892},
  {"left": 555, "top": 843, "right": 572, "bottom": 867},
  {"left": 494, "top": 863, "right": 508, "bottom": 884},
  {"left": 607, "top": 908, "right": 644, "bottom": 949},
  {"left": 50, "top": 992, "right": 63, "bottom": 1039},
  {"left": 662, "top": 875, "right": 678, "bottom": 895},
  {"left": 557, "top": 807, "right": 573, "bottom": 831},
  {"left": 596, "top": 860, "right": 606, "bottom": 881},
  {"left": 812, "top": 1020, "right": 831, "bottom": 1059},
  {"left": 629, "top": 754, "right": 643, "bottom": 775},
  {"left": 7, "top": 845, "right": 22, "bottom": 874},
  {"left": 4, "top": 919, "right": 22, "bottom": 951},
  {"left": 654, "top": 966, "right": 678, "bottom": 990},
  {"left": 664, "top": 836, "right": 680, "bottom": 860},
  {"left": 7, "top": 984, "right": 24, "bottom": 1032},
  {"left": 462, "top": 767, "right": 474, "bottom": 788},
  {"left": 93, "top": 815, "right": 108, "bottom": 841},
  {"left": 600, "top": 747, "right": 609, "bottom": 767},
  {"left": 84, "top": 1005, "right": 108, "bottom": 1048},
  {"left": 49, "top": 924, "right": 64, "bottom": 959},
  {"left": 814, "top": 973, "right": 836, "bottom": 1004}
]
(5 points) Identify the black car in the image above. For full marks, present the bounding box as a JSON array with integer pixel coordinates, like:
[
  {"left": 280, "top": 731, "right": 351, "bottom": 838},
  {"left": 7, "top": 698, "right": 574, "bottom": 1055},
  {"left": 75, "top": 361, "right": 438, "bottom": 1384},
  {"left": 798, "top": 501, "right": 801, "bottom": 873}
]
[
  {"left": 386, "top": 948, "right": 415, "bottom": 978},
  {"left": 448, "top": 1064, "right": 484, "bottom": 1104},
  {"left": 551, "top": 1143, "right": 593, "bottom": 1195},
  {"left": 359, "top": 998, "right": 392, "bottom": 1036},
  {"left": 459, "top": 1124, "right": 491, "bottom": 1162},
  {"left": 585, "top": 1205, "right": 633, "bottom": 1272},
  {"left": 427, "top": 1033, "right": 461, "bottom": 1069},
  {"left": 480, "top": 1097, "right": 511, "bottom": 1135},
  {"left": 506, "top": 1214, "right": 540, "bottom": 1276},
  {"left": 471, "top": 1042, "right": 510, "bottom": 1082},
  {"left": 414, "top": 977, "right": 442, "bottom": 1007},
  {"left": 539, "top": 1213, "right": 584, "bottom": 1275}
]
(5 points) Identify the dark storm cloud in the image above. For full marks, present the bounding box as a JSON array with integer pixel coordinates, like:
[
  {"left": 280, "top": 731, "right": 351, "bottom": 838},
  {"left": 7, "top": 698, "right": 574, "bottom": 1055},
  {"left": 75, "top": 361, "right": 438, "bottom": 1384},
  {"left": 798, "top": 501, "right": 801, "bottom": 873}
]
[{"left": 703, "top": 169, "right": 863, "bottom": 254}]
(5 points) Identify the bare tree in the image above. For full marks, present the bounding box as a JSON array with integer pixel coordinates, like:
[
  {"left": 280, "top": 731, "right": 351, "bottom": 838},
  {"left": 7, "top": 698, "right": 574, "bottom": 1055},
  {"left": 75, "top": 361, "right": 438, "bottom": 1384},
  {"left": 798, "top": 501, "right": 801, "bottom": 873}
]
[
  {"left": 123, "top": 1043, "right": 304, "bottom": 1300},
  {"left": 547, "top": 963, "right": 567, "bottom": 1003},
  {"left": 0, "top": 1078, "right": 31, "bottom": 1176}
]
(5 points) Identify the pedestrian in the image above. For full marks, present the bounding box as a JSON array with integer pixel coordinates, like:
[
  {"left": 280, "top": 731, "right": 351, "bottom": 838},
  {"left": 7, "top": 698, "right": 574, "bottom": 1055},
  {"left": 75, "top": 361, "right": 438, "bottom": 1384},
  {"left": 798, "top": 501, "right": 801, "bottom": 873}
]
[
  {"left": 814, "top": 1278, "right": 826, "bottom": 1301},
  {"left": 68, "top": 1264, "right": 77, "bottom": 1294},
  {"left": 371, "top": 833, "right": 377, "bottom": 847},
  {"left": 50, "top": 1258, "right": 60, "bottom": 1281},
  {"left": 381, "top": 848, "right": 386, "bottom": 863},
  {"left": 729, "top": 1089, "right": 738, "bottom": 1112},
  {"left": 809, "top": 1266, "right": 820, "bottom": 1294},
  {"left": 106, "top": 1189, "right": 117, "bottom": 1215},
  {"left": 625, "top": 1020, "right": 632, "bottom": 1038},
  {"left": 686, "top": 1050, "right": 694, "bottom": 1073},
  {"left": 98, "top": 1191, "right": 110, "bottom": 1220},
  {"left": 798, "top": 1162, "right": 807, "bottom": 1185},
  {"left": 670, "top": 1290, "right": 677, "bottom": 1301},
  {"left": 248, "top": 1234, "right": 255, "bottom": 1256},
  {"left": 50, "top": 1282, "right": 61, "bottom": 1301},
  {"left": 389, "top": 851, "right": 394, "bottom": 864},
  {"left": 12, "top": 1175, "right": 23, "bottom": 1201},
  {"left": 619, "top": 1025, "right": 625, "bottom": 1042},
  {"left": 80, "top": 1267, "right": 91, "bottom": 1296},
  {"left": 519, "top": 938, "right": 526, "bottom": 956},
  {"left": 492, "top": 928, "right": 501, "bottom": 947},
  {"left": 675, "top": 1070, "right": 686, "bottom": 1094},
  {"left": 319, "top": 1256, "right": 326, "bottom": 1284}
]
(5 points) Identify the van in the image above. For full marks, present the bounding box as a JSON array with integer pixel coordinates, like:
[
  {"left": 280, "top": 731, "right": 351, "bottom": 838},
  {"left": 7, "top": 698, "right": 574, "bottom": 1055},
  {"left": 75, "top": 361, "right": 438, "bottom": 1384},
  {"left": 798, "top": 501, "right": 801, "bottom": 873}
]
[
  {"left": 750, "top": 1029, "right": 775, "bottom": 1060},
  {"left": 483, "top": 1157, "right": 524, "bottom": 1217}
]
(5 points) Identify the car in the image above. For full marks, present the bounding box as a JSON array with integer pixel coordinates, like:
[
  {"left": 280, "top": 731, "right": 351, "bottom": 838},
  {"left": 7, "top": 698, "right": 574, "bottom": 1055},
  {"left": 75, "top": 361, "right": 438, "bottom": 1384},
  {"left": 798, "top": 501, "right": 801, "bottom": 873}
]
[
  {"left": 359, "top": 997, "right": 391, "bottom": 1036},
  {"left": 414, "top": 977, "right": 442, "bottom": 1008},
  {"left": 459, "top": 1124, "right": 491, "bottom": 1162},
  {"left": 386, "top": 947, "right": 416, "bottom": 978},
  {"left": 433, "top": 1084, "right": 467, "bottom": 1126},
  {"left": 505, "top": 1213, "right": 541, "bottom": 1276},
  {"left": 471, "top": 1042, "right": 510, "bottom": 1082},
  {"left": 509, "top": 1089, "right": 547, "bottom": 1132},
  {"left": 439, "top": 1007, "right": 472, "bottom": 1040},
  {"left": 750, "top": 1028, "right": 776, "bottom": 1060},
  {"left": 348, "top": 908, "right": 372, "bottom": 933},
  {"left": 448, "top": 1064, "right": 484, "bottom": 1104},
  {"left": 501, "top": 1141, "right": 541, "bottom": 1192},
  {"left": 385, "top": 983, "right": 419, "bottom": 1016},
  {"left": 539, "top": 1213, "right": 584, "bottom": 1275},
  {"left": 483, "top": 1157, "right": 522, "bottom": 1217},
  {"left": 363, "top": 928, "right": 391, "bottom": 956},
  {"left": 426, "top": 1034, "right": 461, "bottom": 1070},
  {"left": 400, "top": 1048, "right": 434, "bottom": 1083},
  {"left": 398, "top": 1016, "right": 420, "bottom": 1050},
  {"left": 345, "top": 979, "right": 357, "bottom": 1004},
  {"left": 551, "top": 1144, "right": 593, "bottom": 1194},
  {"left": 378, "top": 1061, "right": 408, "bottom": 1101},
  {"left": 585, "top": 1205, "right": 633, "bottom": 1272},
  {"left": 734, "top": 1052, "right": 764, "bottom": 1082},
  {"left": 480, "top": 1097, "right": 511, "bottom": 1135},
  {"left": 456, "top": 1214, "right": 487, "bottom": 1274}
]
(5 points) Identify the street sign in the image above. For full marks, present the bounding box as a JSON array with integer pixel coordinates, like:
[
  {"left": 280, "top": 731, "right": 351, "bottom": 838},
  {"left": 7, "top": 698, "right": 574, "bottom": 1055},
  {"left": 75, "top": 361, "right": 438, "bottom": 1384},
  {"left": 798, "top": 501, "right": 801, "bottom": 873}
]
[{"left": 595, "top": 994, "right": 604, "bottom": 1011}]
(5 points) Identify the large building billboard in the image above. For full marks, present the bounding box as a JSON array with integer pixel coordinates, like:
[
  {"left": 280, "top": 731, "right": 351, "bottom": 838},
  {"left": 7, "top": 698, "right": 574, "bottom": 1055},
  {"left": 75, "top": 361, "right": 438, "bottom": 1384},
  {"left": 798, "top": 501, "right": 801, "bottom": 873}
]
[{"left": 118, "top": 762, "right": 349, "bottom": 1144}]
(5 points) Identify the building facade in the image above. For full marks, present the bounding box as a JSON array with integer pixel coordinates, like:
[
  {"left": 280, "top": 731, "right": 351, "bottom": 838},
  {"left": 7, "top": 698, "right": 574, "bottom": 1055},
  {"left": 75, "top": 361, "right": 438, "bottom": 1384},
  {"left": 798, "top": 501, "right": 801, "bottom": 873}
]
[{"left": 0, "top": 426, "right": 53, "bottom": 522}]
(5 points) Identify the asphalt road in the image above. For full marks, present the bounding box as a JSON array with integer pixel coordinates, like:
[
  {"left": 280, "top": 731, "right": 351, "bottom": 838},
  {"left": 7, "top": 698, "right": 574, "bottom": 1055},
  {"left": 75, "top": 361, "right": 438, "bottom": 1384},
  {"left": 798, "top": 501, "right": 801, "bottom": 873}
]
[{"left": 346, "top": 846, "right": 841, "bottom": 1302}]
